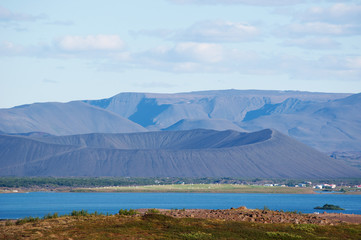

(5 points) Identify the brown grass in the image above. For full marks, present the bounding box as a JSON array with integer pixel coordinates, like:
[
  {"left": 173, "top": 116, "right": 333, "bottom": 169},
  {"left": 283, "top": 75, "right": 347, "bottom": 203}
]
[{"left": 1, "top": 211, "right": 361, "bottom": 240}]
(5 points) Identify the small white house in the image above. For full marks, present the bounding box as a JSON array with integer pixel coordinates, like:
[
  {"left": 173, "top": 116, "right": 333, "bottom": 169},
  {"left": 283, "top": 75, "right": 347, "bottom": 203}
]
[{"left": 322, "top": 184, "right": 336, "bottom": 189}]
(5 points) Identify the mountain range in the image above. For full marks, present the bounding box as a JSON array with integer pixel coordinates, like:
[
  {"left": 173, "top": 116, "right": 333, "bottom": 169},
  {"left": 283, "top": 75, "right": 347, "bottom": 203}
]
[
  {"left": 1, "top": 89, "right": 360, "bottom": 178},
  {"left": 1, "top": 89, "right": 359, "bottom": 152},
  {"left": 1, "top": 129, "right": 359, "bottom": 178}
]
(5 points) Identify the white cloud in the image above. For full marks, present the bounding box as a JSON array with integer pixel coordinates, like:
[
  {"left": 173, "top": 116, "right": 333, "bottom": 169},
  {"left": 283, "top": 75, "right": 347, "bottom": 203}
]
[
  {"left": 131, "top": 43, "right": 361, "bottom": 79},
  {"left": 168, "top": 0, "right": 302, "bottom": 6},
  {"left": 298, "top": 3, "right": 361, "bottom": 24},
  {"left": 140, "top": 42, "right": 225, "bottom": 65},
  {"left": 282, "top": 37, "right": 341, "bottom": 49},
  {"left": 0, "top": 41, "right": 33, "bottom": 56},
  {"left": 127, "top": 42, "right": 277, "bottom": 74},
  {"left": 57, "top": 35, "right": 125, "bottom": 51},
  {"left": 277, "top": 22, "right": 361, "bottom": 37},
  {"left": 0, "top": 35, "right": 127, "bottom": 59},
  {"left": 174, "top": 42, "right": 225, "bottom": 63},
  {"left": 2, "top": 38, "right": 360, "bottom": 81},
  {"left": 131, "top": 20, "right": 260, "bottom": 43},
  {"left": 175, "top": 20, "right": 260, "bottom": 42},
  {"left": 0, "top": 5, "right": 71, "bottom": 31},
  {"left": 129, "top": 29, "right": 174, "bottom": 39},
  {"left": 0, "top": 5, "right": 45, "bottom": 22}
]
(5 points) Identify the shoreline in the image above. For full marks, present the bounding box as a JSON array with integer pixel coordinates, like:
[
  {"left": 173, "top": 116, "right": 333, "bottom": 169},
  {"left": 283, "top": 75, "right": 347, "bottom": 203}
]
[{"left": 1, "top": 184, "right": 361, "bottom": 194}]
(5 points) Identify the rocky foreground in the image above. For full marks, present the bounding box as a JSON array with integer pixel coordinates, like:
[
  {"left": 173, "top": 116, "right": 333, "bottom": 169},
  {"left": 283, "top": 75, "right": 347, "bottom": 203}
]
[
  {"left": 144, "top": 207, "right": 361, "bottom": 225},
  {"left": 1, "top": 207, "right": 361, "bottom": 240}
]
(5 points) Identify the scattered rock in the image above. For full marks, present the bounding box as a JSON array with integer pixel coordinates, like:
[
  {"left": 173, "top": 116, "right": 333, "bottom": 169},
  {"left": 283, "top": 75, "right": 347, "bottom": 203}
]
[{"left": 157, "top": 207, "right": 346, "bottom": 225}]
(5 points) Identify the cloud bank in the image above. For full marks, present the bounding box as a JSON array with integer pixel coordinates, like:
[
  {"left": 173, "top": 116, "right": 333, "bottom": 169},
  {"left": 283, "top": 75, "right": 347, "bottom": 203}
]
[
  {"left": 297, "top": 3, "right": 361, "bottom": 24},
  {"left": 174, "top": 20, "right": 260, "bottom": 42},
  {"left": 132, "top": 20, "right": 260, "bottom": 43},
  {"left": 58, "top": 35, "right": 125, "bottom": 51},
  {"left": 0, "top": 5, "right": 45, "bottom": 22}
]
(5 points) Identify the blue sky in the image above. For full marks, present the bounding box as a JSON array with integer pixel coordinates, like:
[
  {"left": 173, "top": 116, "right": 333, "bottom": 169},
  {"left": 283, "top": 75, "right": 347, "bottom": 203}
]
[{"left": 1, "top": 0, "right": 360, "bottom": 108}]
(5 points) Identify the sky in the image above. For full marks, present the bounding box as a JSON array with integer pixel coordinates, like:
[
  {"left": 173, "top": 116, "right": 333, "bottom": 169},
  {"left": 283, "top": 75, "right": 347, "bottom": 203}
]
[{"left": 0, "top": 0, "right": 361, "bottom": 108}]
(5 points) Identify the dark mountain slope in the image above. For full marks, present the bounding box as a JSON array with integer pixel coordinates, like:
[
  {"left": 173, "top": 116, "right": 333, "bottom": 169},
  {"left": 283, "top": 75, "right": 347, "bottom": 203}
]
[
  {"left": 33, "top": 129, "right": 271, "bottom": 150},
  {"left": 0, "top": 135, "right": 80, "bottom": 175},
  {"left": 1, "top": 129, "right": 360, "bottom": 178},
  {"left": 0, "top": 101, "right": 147, "bottom": 135}
]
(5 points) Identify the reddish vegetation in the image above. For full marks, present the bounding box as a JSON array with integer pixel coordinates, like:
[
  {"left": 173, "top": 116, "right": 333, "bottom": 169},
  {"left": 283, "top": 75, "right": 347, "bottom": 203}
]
[{"left": 136, "top": 207, "right": 361, "bottom": 225}]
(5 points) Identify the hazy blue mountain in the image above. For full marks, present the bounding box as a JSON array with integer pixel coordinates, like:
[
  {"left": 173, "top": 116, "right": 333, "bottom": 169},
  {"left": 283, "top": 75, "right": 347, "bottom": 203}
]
[
  {"left": 85, "top": 90, "right": 348, "bottom": 130},
  {"left": 0, "top": 89, "right": 358, "bottom": 152},
  {"left": 1, "top": 129, "right": 360, "bottom": 178},
  {"left": 163, "top": 119, "right": 246, "bottom": 131},
  {"left": 83, "top": 90, "right": 358, "bottom": 152},
  {"left": 243, "top": 98, "right": 309, "bottom": 121},
  {"left": 238, "top": 93, "right": 361, "bottom": 152},
  {"left": 0, "top": 101, "right": 147, "bottom": 135}
]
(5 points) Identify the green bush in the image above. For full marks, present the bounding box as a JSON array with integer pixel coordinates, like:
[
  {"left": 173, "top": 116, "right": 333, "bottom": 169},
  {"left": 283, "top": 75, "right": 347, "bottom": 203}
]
[
  {"left": 146, "top": 208, "right": 160, "bottom": 214},
  {"left": 15, "top": 216, "right": 40, "bottom": 225},
  {"left": 71, "top": 209, "right": 89, "bottom": 217},
  {"left": 92, "top": 211, "right": 105, "bottom": 216},
  {"left": 118, "top": 209, "right": 138, "bottom": 216},
  {"left": 43, "top": 212, "right": 59, "bottom": 219},
  {"left": 314, "top": 204, "right": 344, "bottom": 210},
  {"left": 5, "top": 220, "right": 14, "bottom": 226}
]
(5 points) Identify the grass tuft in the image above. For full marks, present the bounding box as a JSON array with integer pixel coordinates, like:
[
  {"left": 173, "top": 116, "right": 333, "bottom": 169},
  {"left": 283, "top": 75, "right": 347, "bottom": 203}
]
[
  {"left": 118, "top": 209, "right": 138, "bottom": 216},
  {"left": 71, "top": 209, "right": 89, "bottom": 217},
  {"left": 146, "top": 208, "right": 160, "bottom": 214},
  {"left": 180, "top": 231, "right": 213, "bottom": 239},
  {"left": 266, "top": 231, "right": 302, "bottom": 239},
  {"left": 15, "top": 216, "right": 40, "bottom": 225},
  {"left": 43, "top": 212, "right": 59, "bottom": 219}
]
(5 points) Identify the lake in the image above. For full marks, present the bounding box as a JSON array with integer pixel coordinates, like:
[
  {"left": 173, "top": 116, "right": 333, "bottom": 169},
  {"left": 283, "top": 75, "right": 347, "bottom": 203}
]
[{"left": 1, "top": 192, "right": 361, "bottom": 219}]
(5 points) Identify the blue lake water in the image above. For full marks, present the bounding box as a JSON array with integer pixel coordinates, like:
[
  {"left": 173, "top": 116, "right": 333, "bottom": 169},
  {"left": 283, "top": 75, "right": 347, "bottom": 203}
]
[{"left": 1, "top": 192, "right": 360, "bottom": 219}]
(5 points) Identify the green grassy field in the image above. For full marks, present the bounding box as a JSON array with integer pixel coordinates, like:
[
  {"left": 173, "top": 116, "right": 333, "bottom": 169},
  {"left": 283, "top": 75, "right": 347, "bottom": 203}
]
[
  {"left": 2, "top": 213, "right": 361, "bottom": 240},
  {"left": 72, "top": 184, "right": 316, "bottom": 194}
]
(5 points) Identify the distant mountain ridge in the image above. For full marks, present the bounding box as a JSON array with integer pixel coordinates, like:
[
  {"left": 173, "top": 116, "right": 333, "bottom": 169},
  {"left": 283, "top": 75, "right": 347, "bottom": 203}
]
[
  {"left": 1, "top": 129, "right": 360, "bottom": 178},
  {"left": 0, "top": 101, "right": 146, "bottom": 135},
  {"left": 0, "top": 89, "right": 359, "bottom": 152},
  {"left": 85, "top": 90, "right": 349, "bottom": 128}
]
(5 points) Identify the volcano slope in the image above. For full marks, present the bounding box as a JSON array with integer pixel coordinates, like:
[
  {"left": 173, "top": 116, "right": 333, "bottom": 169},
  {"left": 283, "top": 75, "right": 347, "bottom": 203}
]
[{"left": 1, "top": 129, "right": 360, "bottom": 178}]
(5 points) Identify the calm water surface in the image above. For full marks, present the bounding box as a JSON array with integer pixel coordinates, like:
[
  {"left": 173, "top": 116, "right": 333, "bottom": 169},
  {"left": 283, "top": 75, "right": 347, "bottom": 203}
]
[{"left": 1, "top": 192, "right": 360, "bottom": 219}]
